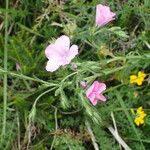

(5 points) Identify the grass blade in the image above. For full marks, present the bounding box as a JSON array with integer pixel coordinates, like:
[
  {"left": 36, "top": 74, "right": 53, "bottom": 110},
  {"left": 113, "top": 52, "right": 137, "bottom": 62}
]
[
  {"left": 116, "top": 92, "right": 145, "bottom": 150},
  {"left": 1, "top": 0, "right": 9, "bottom": 142}
]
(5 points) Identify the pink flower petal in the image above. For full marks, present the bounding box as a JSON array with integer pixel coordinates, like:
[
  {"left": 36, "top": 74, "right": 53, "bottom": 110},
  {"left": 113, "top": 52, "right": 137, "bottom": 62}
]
[
  {"left": 110, "top": 12, "right": 116, "bottom": 18},
  {"left": 60, "top": 52, "right": 77, "bottom": 66},
  {"left": 88, "top": 93, "right": 97, "bottom": 105},
  {"left": 45, "top": 44, "right": 60, "bottom": 59},
  {"left": 67, "top": 45, "right": 78, "bottom": 61},
  {"left": 97, "top": 83, "right": 106, "bottom": 93},
  {"left": 86, "top": 83, "right": 95, "bottom": 97},
  {"left": 55, "top": 35, "right": 70, "bottom": 53},
  {"left": 92, "top": 81, "right": 106, "bottom": 93},
  {"left": 98, "top": 4, "right": 110, "bottom": 17},
  {"left": 93, "top": 81, "right": 101, "bottom": 92},
  {"left": 96, "top": 94, "right": 106, "bottom": 101},
  {"left": 46, "top": 58, "right": 61, "bottom": 72},
  {"left": 92, "top": 99, "right": 98, "bottom": 106}
]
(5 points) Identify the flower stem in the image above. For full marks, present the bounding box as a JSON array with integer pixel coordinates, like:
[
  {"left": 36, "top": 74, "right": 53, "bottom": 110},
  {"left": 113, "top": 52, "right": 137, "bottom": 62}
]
[
  {"left": 1, "top": 0, "right": 9, "bottom": 141},
  {"left": 0, "top": 68, "right": 57, "bottom": 87}
]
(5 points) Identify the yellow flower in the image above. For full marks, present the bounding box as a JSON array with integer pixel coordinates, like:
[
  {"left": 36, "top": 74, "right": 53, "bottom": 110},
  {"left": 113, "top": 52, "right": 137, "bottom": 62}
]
[
  {"left": 137, "top": 106, "right": 143, "bottom": 114},
  {"left": 130, "top": 75, "right": 137, "bottom": 84},
  {"left": 130, "top": 71, "right": 146, "bottom": 86},
  {"left": 134, "top": 117, "right": 144, "bottom": 126},
  {"left": 140, "top": 112, "right": 147, "bottom": 118},
  {"left": 134, "top": 107, "right": 147, "bottom": 126},
  {"left": 138, "top": 71, "right": 147, "bottom": 78}
]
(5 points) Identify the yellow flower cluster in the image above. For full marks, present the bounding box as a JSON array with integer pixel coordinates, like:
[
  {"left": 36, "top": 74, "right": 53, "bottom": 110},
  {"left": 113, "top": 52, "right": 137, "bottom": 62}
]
[
  {"left": 134, "top": 107, "right": 147, "bottom": 126},
  {"left": 130, "top": 71, "right": 146, "bottom": 86}
]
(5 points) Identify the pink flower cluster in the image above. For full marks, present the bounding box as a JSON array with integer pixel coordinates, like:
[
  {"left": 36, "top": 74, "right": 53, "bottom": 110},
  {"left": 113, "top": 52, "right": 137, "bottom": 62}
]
[{"left": 45, "top": 4, "right": 115, "bottom": 105}]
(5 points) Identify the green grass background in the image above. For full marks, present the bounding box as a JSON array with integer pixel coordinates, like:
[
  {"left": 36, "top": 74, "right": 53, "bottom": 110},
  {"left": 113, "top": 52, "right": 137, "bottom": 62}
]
[{"left": 0, "top": 0, "right": 150, "bottom": 149}]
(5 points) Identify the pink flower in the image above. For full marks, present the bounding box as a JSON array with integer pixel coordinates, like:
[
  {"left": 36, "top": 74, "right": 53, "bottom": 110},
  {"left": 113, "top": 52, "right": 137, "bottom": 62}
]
[
  {"left": 80, "top": 81, "right": 87, "bottom": 88},
  {"left": 16, "top": 63, "right": 21, "bottom": 71},
  {"left": 96, "top": 4, "right": 116, "bottom": 27},
  {"left": 45, "top": 35, "right": 78, "bottom": 72},
  {"left": 86, "top": 81, "right": 106, "bottom": 106}
]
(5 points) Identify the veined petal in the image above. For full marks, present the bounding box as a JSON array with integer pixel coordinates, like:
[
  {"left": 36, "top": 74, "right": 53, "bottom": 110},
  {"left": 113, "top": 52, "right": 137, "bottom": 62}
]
[
  {"left": 110, "top": 12, "right": 116, "bottom": 18},
  {"left": 86, "top": 83, "right": 95, "bottom": 97},
  {"left": 68, "top": 45, "right": 78, "bottom": 61},
  {"left": 92, "top": 99, "right": 98, "bottom": 106},
  {"left": 55, "top": 35, "right": 70, "bottom": 53},
  {"left": 92, "top": 81, "right": 106, "bottom": 93},
  {"left": 46, "top": 58, "right": 61, "bottom": 72},
  {"left": 99, "top": 5, "right": 111, "bottom": 17},
  {"left": 92, "top": 81, "right": 100, "bottom": 92},
  {"left": 45, "top": 44, "right": 60, "bottom": 59},
  {"left": 97, "top": 83, "right": 106, "bottom": 93},
  {"left": 88, "top": 93, "right": 97, "bottom": 105},
  {"left": 96, "top": 94, "right": 106, "bottom": 101}
]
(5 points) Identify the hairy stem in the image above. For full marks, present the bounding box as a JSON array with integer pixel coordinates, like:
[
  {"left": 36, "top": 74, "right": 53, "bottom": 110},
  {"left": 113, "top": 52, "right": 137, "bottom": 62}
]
[{"left": 1, "top": 0, "right": 9, "bottom": 141}]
